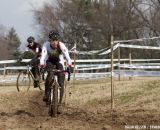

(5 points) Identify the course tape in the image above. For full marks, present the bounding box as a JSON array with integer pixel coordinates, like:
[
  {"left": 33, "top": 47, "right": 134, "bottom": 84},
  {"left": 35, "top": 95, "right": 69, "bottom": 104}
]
[
  {"left": 69, "top": 39, "right": 160, "bottom": 55},
  {"left": 119, "top": 64, "right": 160, "bottom": 69},
  {"left": 114, "top": 36, "right": 160, "bottom": 44},
  {"left": 119, "top": 44, "right": 160, "bottom": 50},
  {"left": 114, "top": 70, "right": 160, "bottom": 77},
  {"left": 1, "top": 63, "right": 160, "bottom": 71},
  {"left": 98, "top": 43, "right": 119, "bottom": 55}
]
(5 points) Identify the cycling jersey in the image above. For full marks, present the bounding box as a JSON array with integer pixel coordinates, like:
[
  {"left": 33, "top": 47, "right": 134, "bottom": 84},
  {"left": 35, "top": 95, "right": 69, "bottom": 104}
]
[
  {"left": 40, "top": 41, "right": 72, "bottom": 68},
  {"left": 27, "top": 42, "right": 42, "bottom": 56}
]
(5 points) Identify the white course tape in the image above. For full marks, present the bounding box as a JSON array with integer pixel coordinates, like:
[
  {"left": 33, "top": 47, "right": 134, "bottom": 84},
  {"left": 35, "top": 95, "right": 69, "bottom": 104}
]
[
  {"left": 6, "top": 66, "right": 28, "bottom": 70},
  {"left": 114, "top": 36, "right": 160, "bottom": 44},
  {"left": 119, "top": 64, "right": 160, "bottom": 69},
  {"left": 69, "top": 45, "right": 109, "bottom": 55},
  {"left": 0, "top": 59, "right": 30, "bottom": 64},
  {"left": 71, "top": 72, "right": 110, "bottom": 80},
  {"left": 119, "top": 44, "right": 160, "bottom": 50},
  {"left": 76, "top": 64, "right": 117, "bottom": 71},
  {"left": 69, "top": 36, "right": 160, "bottom": 55},
  {"left": 115, "top": 70, "right": 160, "bottom": 77},
  {"left": 76, "top": 64, "right": 107, "bottom": 68},
  {"left": 98, "top": 43, "right": 119, "bottom": 55}
]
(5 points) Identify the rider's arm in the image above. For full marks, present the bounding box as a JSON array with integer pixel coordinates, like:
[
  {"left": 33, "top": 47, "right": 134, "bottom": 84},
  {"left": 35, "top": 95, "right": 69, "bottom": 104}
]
[
  {"left": 19, "top": 46, "right": 30, "bottom": 59},
  {"left": 40, "top": 43, "right": 48, "bottom": 66},
  {"left": 26, "top": 45, "right": 35, "bottom": 55},
  {"left": 59, "top": 42, "right": 72, "bottom": 66}
]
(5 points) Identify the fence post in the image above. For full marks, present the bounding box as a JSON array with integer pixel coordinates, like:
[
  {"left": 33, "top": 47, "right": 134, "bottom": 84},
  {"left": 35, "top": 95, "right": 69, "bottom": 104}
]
[
  {"left": 111, "top": 35, "right": 115, "bottom": 109},
  {"left": 73, "top": 51, "right": 77, "bottom": 89},
  {"left": 64, "top": 60, "right": 69, "bottom": 106},
  {"left": 129, "top": 50, "right": 132, "bottom": 80},
  {"left": 65, "top": 50, "right": 77, "bottom": 106},
  {"left": 3, "top": 64, "right": 6, "bottom": 78},
  {"left": 118, "top": 47, "right": 121, "bottom": 81}
]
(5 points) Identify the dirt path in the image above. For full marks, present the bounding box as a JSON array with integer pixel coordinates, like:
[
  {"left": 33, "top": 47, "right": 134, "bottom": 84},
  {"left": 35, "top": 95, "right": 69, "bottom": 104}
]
[
  {"left": 0, "top": 87, "right": 113, "bottom": 130},
  {"left": 0, "top": 77, "right": 160, "bottom": 130}
]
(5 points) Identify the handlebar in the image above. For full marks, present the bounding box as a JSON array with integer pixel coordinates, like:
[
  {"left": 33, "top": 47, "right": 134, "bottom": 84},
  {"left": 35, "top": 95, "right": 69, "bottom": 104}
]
[{"left": 42, "top": 68, "right": 71, "bottom": 81}]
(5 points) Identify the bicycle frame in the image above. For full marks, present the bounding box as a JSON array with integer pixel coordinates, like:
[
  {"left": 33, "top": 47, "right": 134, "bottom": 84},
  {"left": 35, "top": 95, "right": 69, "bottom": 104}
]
[
  {"left": 51, "top": 76, "right": 61, "bottom": 98},
  {"left": 16, "top": 64, "right": 44, "bottom": 92},
  {"left": 26, "top": 65, "right": 40, "bottom": 81},
  {"left": 46, "top": 69, "right": 70, "bottom": 117}
]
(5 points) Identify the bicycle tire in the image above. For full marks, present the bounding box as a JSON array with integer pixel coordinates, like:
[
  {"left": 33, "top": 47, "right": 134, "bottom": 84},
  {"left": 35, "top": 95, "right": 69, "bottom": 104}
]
[
  {"left": 16, "top": 71, "right": 31, "bottom": 92},
  {"left": 38, "top": 73, "right": 45, "bottom": 90},
  {"left": 30, "top": 71, "right": 43, "bottom": 90},
  {"left": 49, "top": 84, "right": 58, "bottom": 117}
]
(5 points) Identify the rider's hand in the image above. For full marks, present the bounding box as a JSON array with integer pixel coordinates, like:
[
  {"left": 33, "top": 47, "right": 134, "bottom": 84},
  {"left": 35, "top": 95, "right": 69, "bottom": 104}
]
[
  {"left": 40, "top": 64, "right": 46, "bottom": 68},
  {"left": 67, "top": 65, "right": 72, "bottom": 73},
  {"left": 66, "top": 65, "right": 72, "bottom": 81}
]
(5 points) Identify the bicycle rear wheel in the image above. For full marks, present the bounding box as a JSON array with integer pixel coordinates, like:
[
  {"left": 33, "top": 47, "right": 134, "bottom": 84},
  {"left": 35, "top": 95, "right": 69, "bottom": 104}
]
[
  {"left": 49, "top": 84, "right": 59, "bottom": 117},
  {"left": 16, "top": 71, "right": 31, "bottom": 92},
  {"left": 30, "top": 70, "right": 44, "bottom": 90}
]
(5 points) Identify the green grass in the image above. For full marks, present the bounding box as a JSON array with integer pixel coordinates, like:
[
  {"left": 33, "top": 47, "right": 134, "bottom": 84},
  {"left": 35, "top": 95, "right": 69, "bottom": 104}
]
[
  {"left": 86, "top": 97, "right": 110, "bottom": 106},
  {"left": 143, "top": 80, "right": 160, "bottom": 91},
  {"left": 68, "top": 77, "right": 111, "bottom": 85},
  {"left": 85, "top": 80, "right": 160, "bottom": 107},
  {"left": 117, "top": 91, "right": 143, "bottom": 104}
]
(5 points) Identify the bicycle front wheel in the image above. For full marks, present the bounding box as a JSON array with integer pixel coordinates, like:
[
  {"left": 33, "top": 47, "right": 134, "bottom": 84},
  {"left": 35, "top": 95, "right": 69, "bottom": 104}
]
[
  {"left": 16, "top": 71, "right": 31, "bottom": 92},
  {"left": 49, "top": 84, "right": 59, "bottom": 117}
]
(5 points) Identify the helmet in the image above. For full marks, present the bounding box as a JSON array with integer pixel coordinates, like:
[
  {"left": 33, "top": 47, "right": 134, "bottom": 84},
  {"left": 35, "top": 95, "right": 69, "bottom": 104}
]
[
  {"left": 48, "top": 30, "right": 60, "bottom": 40},
  {"left": 27, "top": 36, "right": 35, "bottom": 43}
]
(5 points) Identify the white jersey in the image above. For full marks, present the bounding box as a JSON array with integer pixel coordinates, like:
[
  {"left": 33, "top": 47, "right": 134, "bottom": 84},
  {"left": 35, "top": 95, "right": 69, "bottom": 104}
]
[{"left": 40, "top": 41, "right": 72, "bottom": 68}]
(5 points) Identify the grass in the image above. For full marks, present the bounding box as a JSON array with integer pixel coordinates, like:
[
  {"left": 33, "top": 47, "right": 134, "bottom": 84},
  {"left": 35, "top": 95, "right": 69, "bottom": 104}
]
[
  {"left": 117, "top": 91, "right": 143, "bottom": 104},
  {"left": 67, "top": 77, "right": 160, "bottom": 110},
  {"left": 1, "top": 76, "right": 160, "bottom": 109},
  {"left": 115, "top": 80, "right": 160, "bottom": 105},
  {"left": 86, "top": 97, "right": 111, "bottom": 106},
  {"left": 1, "top": 76, "right": 160, "bottom": 130}
]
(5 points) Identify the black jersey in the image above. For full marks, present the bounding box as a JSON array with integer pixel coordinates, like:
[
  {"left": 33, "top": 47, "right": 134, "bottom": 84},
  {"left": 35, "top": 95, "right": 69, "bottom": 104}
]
[{"left": 27, "top": 42, "right": 42, "bottom": 56}]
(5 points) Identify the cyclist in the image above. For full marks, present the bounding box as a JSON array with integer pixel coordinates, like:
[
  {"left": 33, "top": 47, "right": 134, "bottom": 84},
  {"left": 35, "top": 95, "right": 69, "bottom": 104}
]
[
  {"left": 26, "top": 36, "right": 42, "bottom": 88},
  {"left": 40, "top": 30, "right": 72, "bottom": 105}
]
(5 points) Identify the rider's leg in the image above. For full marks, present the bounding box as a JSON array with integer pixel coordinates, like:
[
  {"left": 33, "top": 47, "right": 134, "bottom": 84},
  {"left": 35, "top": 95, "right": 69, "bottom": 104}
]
[
  {"left": 58, "top": 74, "right": 65, "bottom": 104},
  {"left": 31, "top": 56, "right": 40, "bottom": 88},
  {"left": 31, "top": 67, "right": 38, "bottom": 88},
  {"left": 56, "top": 63, "right": 65, "bottom": 104},
  {"left": 43, "top": 62, "right": 55, "bottom": 102},
  {"left": 43, "top": 71, "right": 53, "bottom": 101}
]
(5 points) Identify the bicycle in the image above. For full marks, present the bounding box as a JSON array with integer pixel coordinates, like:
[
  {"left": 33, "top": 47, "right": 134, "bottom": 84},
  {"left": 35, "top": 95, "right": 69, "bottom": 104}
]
[
  {"left": 16, "top": 63, "right": 45, "bottom": 92},
  {"left": 45, "top": 68, "right": 70, "bottom": 117}
]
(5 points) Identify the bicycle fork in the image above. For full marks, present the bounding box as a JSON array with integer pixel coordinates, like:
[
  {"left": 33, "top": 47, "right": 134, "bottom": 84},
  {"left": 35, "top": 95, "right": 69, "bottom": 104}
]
[{"left": 49, "top": 76, "right": 60, "bottom": 117}]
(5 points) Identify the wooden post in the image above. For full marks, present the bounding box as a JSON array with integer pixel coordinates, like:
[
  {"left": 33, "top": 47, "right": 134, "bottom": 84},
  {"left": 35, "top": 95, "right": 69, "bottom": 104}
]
[
  {"left": 118, "top": 47, "right": 121, "bottom": 81},
  {"left": 111, "top": 35, "right": 115, "bottom": 109},
  {"left": 65, "top": 49, "right": 77, "bottom": 106},
  {"left": 64, "top": 59, "right": 67, "bottom": 106},
  {"left": 3, "top": 64, "right": 6, "bottom": 78},
  {"left": 64, "top": 80, "right": 68, "bottom": 106},
  {"left": 129, "top": 50, "right": 132, "bottom": 80},
  {"left": 73, "top": 51, "right": 77, "bottom": 89}
]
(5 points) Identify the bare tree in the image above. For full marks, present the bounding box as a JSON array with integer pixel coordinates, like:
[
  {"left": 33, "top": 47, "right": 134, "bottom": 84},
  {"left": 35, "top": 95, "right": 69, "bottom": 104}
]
[{"left": 32, "top": 0, "right": 160, "bottom": 58}]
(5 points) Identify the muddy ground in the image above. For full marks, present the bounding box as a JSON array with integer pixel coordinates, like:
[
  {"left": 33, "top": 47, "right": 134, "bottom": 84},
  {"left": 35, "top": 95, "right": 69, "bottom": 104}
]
[{"left": 0, "top": 77, "right": 160, "bottom": 130}]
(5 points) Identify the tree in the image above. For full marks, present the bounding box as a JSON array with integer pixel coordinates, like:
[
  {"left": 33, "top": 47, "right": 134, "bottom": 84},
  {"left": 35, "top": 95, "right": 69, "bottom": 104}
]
[
  {"left": 0, "top": 24, "right": 9, "bottom": 60},
  {"left": 6, "top": 27, "right": 21, "bottom": 59},
  {"left": 33, "top": 0, "right": 160, "bottom": 59}
]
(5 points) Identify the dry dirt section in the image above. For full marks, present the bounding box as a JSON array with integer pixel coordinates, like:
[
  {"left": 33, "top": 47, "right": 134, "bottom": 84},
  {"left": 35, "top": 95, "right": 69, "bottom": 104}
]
[{"left": 0, "top": 77, "right": 160, "bottom": 130}]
